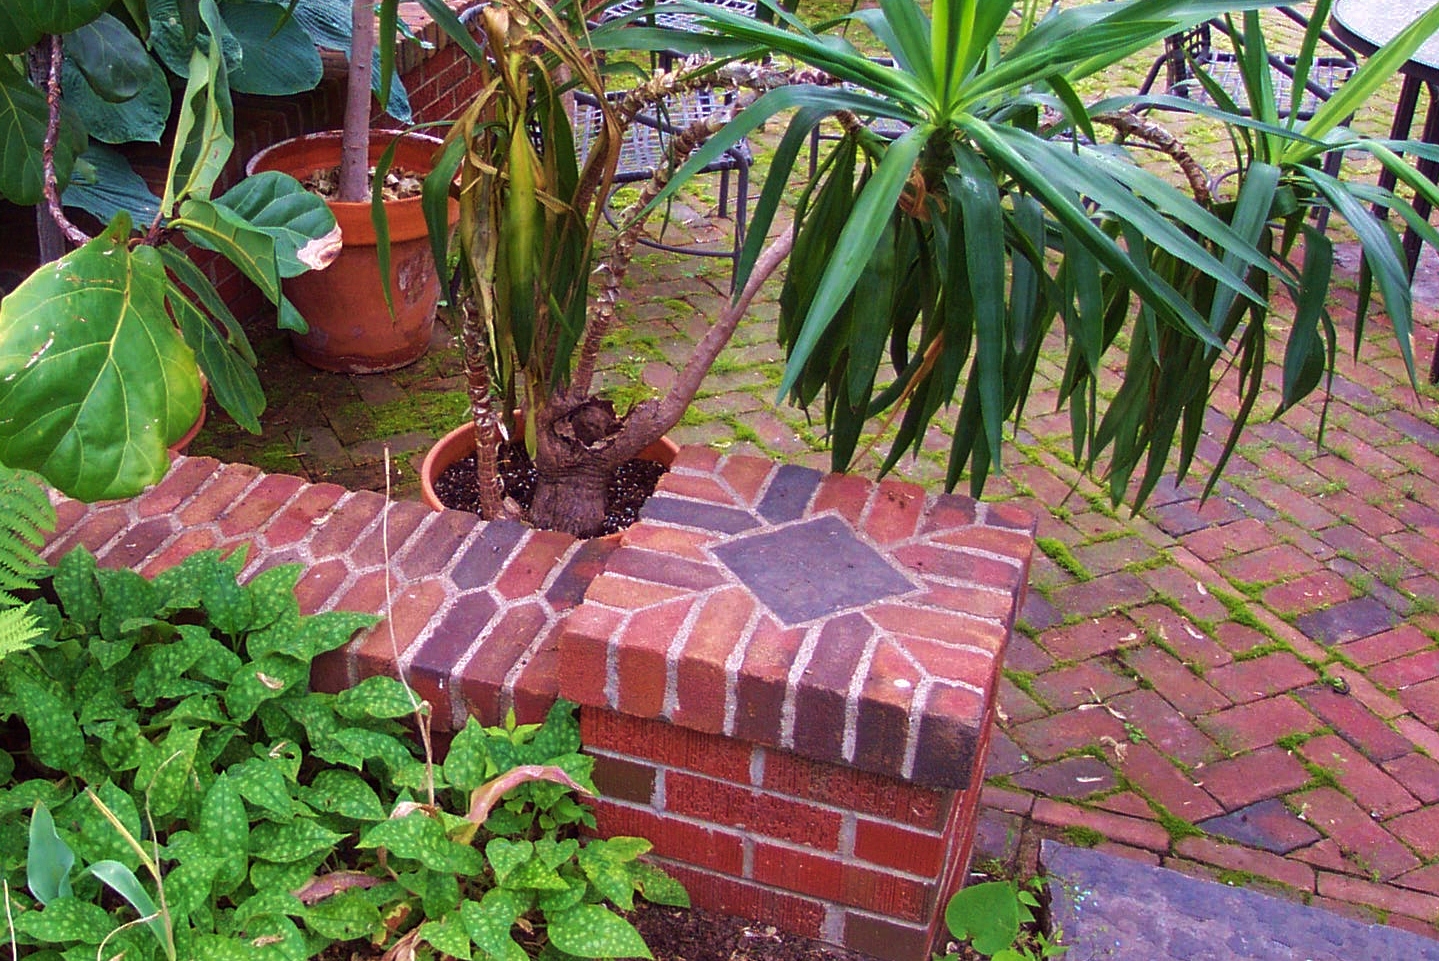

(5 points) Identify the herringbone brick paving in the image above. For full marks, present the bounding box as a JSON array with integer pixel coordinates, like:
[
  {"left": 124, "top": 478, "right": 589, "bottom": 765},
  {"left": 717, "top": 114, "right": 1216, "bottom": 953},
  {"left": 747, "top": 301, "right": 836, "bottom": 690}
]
[{"left": 182, "top": 3, "right": 1439, "bottom": 943}]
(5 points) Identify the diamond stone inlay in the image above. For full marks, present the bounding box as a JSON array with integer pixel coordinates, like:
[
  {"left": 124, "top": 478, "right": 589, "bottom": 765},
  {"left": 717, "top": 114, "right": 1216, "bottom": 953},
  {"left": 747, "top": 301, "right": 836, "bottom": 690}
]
[{"left": 712, "top": 515, "right": 915, "bottom": 624}]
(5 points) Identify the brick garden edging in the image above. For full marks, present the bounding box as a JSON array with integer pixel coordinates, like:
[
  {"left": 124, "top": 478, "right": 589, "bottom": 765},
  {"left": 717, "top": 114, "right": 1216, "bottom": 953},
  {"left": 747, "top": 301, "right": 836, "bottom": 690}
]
[{"left": 41, "top": 448, "right": 1035, "bottom": 961}]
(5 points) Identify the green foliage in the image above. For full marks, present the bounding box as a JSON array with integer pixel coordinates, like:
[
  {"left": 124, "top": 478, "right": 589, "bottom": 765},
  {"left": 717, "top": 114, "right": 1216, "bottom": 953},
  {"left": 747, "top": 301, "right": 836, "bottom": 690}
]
[
  {"left": 938, "top": 878, "right": 1066, "bottom": 961},
  {"left": 0, "top": 467, "right": 55, "bottom": 660},
  {"left": 0, "top": 543, "right": 682, "bottom": 959},
  {"left": 633, "top": 0, "right": 1439, "bottom": 511}
]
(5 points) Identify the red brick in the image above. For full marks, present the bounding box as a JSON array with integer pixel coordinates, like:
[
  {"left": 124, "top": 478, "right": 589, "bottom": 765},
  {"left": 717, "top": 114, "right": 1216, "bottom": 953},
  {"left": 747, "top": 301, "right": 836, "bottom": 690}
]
[
  {"left": 292, "top": 557, "right": 349, "bottom": 615},
  {"left": 936, "top": 523, "right": 1037, "bottom": 564},
  {"left": 556, "top": 605, "right": 625, "bottom": 708},
  {"left": 178, "top": 462, "right": 261, "bottom": 524},
  {"left": 1031, "top": 799, "right": 1171, "bottom": 852},
  {"left": 1384, "top": 753, "right": 1439, "bottom": 805},
  {"left": 1036, "top": 613, "right": 1146, "bottom": 661},
  {"left": 1371, "top": 649, "right": 1439, "bottom": 690},
  {"left": 1009, "top": 707, "right": 1127, "bottom": 763},
  {"left": 135, "top": 456, "right": 222, "bottom": 517},
  {"left": 734, "top": 617, "right": 807, "bottom": 747},
  {"left": 1315, "top": 872, "right": 1439, "bottom": 923},
  {"left": 1217, "top": 544, "right": 1320, "bottom": 586},
  {"left": 853, "top": 818, "right": 946, "bottom": 878},
  {"left": 1262, "top": 571, "right": 1355, "bottom": 615},
  {"left": 665, "top": 773, "right": 842, "bottom": 850},
  {"left": 1386, "top": 806, "right": 1439, "bottom": 862},
  {"left": 589, "top": 799, "right": 744, "bottom": 876},
  {"left": 1128, "top": 604, "right": 1234, "bottom": 669},
  {"left": 1204, "top": 652, "right": 1318, "bottom": 704},
  {"left": 509, "top": 642, "right": 561, "bottom": 725},
  {"left": 1122, "top": 645, "right": 1229, "bottom": 715},
  {"left": 717, "top": 454, "right": 774, "bottom": 506},
  {"left": 50, "top": 505, "right": 131, "bottom": 558},
  {"left": 1294, "top": 787, "right": 1421, "bottom": 880},
  {"left": 1117, "top": 741, "right": 1223, "bottom": 822},
  {"left": 812, "top": 473, "right": 870, "bottom": 526},
  {"left": 673, "top": 588, "right": 754, "bottom": 733},
  {"left": 493, "top": 530, "right": 574, "bottom": 599},
  {"left": 350, "top": 578, "right": 447, "bottom": 670},
  {"left": 580, "top": 712, "right": 754, "bottom": 785},
  {"left": 1101, "top": 694, "right": 1214, "bottom": 772},
  {"left": 1047, "top": 572, "right": 1151, "bottom": 619},
  {"left": 1180, "top": 518, "right": 1273, "bottom": 562},
  {"left": 1399, "top": 678, "right": 1439, "bottom": 727},
  {"left": 137, "top": 528, "right": 219, "bottom": 577},
  {"left": 916, "top": 581, "right": 1020, "bottom": 623},
  {"left": 1211, "top": 621, "right": 1274, "bottom": 656},
  {"left": 618, "top": 522, "right": 716, "bottom": 562},
  {"left": 760, "top": 748, "right": 951, "bottom": 830},
  {"left": 1173, "top": 836, "right": 1314, "bottom": 892},
  {"left": 454, "top": 603, "right": 551, "bottom": 726},
  {"left": 752, "top": 842, "right": 931, "bottom": 921},
  {"left": 870, "top": 606, "right": 1007, "bottom": 655},
  {"left": 1196, "top": 697, "right": 1322, "bottom": 754},
  {"left": 893, "top": 544, "right": 1023, "bottom": 595},
  {"left": 1298, "top": 735, "right": 1419, "bottom": 820},
  {"left": 218, "top": 473, "right": 307, "bottom": 539},
  {"left": 1030, "top": 661, "right": 1139, "bottom": 711},
  {"left": 659, "top": 471, "right": 734, "bottom": 506},
  {"left": 1396, "top": 863, "right": 1439, "bottom": 897},
  {"left": 656, "top": 861, "right": 827, "bottom": 941},
  {"left": 616, "top": 598, "right": 694, "bottom": 718},
  {"left": 670, "top": 444, "right": 722, "bottom": 474},
  {"left": 1297, "top": 685, "right": 1412, "bottom": 763},
  {"left": 260, "top": 482, "right": 346, "bottom": 548},
  {"left": 1339, "top": 625, "right": 1434, "bottom": 668},
  {"left": 1195, "top": 746, "right": 1311, "bottom": 810},
  {"left": 585, "top": 573, "right": 693, "bottom": 610},
  {"left": 863, "top": 479, "right": 925, "bottom": 545}
]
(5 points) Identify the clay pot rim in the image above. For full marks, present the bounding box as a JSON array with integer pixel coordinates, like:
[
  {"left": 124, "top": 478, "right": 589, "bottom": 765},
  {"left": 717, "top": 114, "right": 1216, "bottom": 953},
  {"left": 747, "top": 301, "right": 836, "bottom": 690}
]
[{"left": 419, "top": 420, "right": 679, "bottom": 515}]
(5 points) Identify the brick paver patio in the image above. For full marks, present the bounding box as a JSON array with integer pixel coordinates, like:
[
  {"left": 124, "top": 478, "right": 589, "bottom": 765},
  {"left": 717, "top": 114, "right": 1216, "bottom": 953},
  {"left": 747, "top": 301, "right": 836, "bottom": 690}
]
[{"left": 176, "top": 4, "right": 1439, "bottom": 945}]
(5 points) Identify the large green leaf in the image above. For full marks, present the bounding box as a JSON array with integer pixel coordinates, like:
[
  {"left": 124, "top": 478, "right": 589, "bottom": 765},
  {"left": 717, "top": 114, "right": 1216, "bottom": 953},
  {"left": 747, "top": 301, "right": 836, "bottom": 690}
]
[
  {"left": 212, "top": 171, "right": 341, "bottom": 278},
  {"left": 0, "top": 216, "right": 202, "bottom": 502},
  {"left": 224, "top": 1, "right": 323, "bottom": 95},
  {"left": 0, "top": 58, "right": 83, "bottom": 205},
  {"left": 62, "top": 51, "right": 172, "bottom": 145},
  {"left": 173, "top": 198, "right": 283, "bottom": 302},
  {"left": 65, "top": 13, "right": 155, "bottom": 102},
  {"left": 149, "top": 0, "right": 244, "bottom": 77},
  {"left": 63, "top": 143, "right": 163, "bottom": 224},
  {"left": 0, "top": 0, "right": 112, "bottom": 53},
  {"left": 164, "top": 1, "right": 235, "bottom": 211}
]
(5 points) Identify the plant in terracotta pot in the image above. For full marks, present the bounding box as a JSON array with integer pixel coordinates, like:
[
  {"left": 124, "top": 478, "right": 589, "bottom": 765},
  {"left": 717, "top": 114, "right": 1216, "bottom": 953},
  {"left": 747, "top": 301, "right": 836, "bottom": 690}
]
[
  {"left": 403, "top": 0, "right": 1439, "bottom": 539},
  {"left": 245, "top": 0, "right": 453, "bottom": 374},
  {"left": 0, "top": 0, "right": 345, "bottom": 501}
]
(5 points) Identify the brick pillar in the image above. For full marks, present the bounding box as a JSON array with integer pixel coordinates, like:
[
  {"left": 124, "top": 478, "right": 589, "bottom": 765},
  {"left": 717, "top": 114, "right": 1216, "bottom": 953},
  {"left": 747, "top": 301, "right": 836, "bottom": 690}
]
[{"left": 559, "top": 448, "right": 1036, "bottom": 961}]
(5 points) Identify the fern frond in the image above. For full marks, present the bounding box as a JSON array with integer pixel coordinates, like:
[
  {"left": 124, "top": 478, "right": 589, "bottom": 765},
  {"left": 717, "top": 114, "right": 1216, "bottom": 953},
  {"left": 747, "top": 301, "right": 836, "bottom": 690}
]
[
  {"left": 0, "top": 606, "right": 43, "bottom": 661},
  {"left": 0, "top": 466, "right": 55, "bottom": 608}
]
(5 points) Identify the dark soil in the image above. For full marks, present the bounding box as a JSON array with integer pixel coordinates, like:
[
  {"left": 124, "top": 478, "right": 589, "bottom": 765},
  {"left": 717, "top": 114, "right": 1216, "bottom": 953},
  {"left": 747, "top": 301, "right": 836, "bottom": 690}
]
[
  {"left": 432, "top": 440, "right": 667, "bottom": 536},
  {"left": 630, "top": 901, "right": 879, "bottom": 961}
]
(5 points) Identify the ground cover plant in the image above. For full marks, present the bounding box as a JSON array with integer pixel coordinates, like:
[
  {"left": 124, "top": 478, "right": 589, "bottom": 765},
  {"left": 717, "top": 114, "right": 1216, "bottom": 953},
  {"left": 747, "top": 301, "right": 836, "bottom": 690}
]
[{"left": 0, "top": 469, "right": 685, "bottom": 960}]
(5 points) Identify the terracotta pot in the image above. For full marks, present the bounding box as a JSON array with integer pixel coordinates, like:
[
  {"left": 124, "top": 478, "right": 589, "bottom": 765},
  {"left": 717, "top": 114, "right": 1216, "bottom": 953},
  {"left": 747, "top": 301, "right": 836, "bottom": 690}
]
[
  {"left": 420, "top": 421, "right": 679, "bottom": 513},
  {"left": 246, "top": 131, "right": 452, "bottom": 373},
  {"left": 168, "top": 373, "right": 210, "bottom": 455}
]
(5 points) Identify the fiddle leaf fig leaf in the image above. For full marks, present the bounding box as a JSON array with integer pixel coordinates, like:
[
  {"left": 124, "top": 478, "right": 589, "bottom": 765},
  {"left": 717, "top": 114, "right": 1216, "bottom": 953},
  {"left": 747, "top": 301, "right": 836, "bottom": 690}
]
[
  {"left": 65, "top": 13, "right": 155, "bottom": 102},
  {"left": 164, "top": 6, "right": 235, "bottom": 210},
  {"left": 0, "top": 0, "right": 112, "bottom": 53},
  {"left": 175, "top": 198, "right": 282, "bottom": 302},
  {"left": 213, "top": 171, "right": 341, "bottom": 277},
  {"left": 223, "top": 1, "right": 323, "bottom": 95},
  {"left": 62, "top": 55, "right": 172, "bottom": 146},
  {"left": 0, "top": 216, "right": 202, "bottom": 502},
  {"left": 0, "top": 58, "right": 82, "bottom": 205},
  {"left": 62, "top": 144, "right": 163, "bottom": 224}
]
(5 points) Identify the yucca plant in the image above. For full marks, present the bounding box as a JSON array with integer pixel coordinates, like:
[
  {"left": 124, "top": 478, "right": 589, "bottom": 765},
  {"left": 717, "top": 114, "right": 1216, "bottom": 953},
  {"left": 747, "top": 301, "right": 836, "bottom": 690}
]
[
  {"left": 636, "top": 0, "right": 1439, "bottom": 507},
  {"left": 393, "top": 0, "right": 790, "bottom": 535}
]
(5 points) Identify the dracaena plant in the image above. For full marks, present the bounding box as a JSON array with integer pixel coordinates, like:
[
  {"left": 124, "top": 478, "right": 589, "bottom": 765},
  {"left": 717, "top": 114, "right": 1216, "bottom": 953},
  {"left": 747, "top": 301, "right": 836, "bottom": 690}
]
[
  {"left": 0, "top": 0, "right": 416, "bottom": 503},
  {"left": 387, "top": 0, "right": 794, "bottom": 536},
  {"left": 631, "top": 0, "right": 1439, "bottom": 508}
]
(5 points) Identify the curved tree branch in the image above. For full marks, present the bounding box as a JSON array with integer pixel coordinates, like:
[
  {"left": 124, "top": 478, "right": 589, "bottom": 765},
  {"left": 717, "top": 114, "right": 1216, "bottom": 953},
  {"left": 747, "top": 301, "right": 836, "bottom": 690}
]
[{"left": 42, "top": 34, "right": 91, "bottom": 249}]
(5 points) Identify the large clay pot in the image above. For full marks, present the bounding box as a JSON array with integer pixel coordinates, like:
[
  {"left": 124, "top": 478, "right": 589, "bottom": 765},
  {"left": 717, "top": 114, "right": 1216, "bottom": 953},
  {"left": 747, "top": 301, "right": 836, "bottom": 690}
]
[
  {"left": 246, "top": 131, "right": 450, "bottom": 373},
  {"left": 419, "top": 421, "right": 679, "bottom": 513}
]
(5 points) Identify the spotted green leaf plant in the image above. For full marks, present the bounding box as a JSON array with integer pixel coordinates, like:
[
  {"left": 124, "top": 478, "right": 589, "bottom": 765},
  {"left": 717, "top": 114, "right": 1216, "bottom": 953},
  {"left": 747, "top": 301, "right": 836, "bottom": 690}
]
[{"left": 0, "top": 536, "right": 681, "bottom": 959}]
